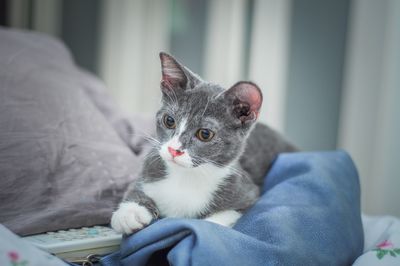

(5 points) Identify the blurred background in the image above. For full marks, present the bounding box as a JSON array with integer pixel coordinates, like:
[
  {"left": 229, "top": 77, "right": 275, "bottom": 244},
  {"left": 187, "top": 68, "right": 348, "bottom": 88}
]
[{"left": 0, "top": 0, "right": 399, "bottom": 217}]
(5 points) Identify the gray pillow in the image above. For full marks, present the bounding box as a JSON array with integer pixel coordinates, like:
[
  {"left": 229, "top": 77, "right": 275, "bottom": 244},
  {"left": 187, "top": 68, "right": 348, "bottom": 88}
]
[{"left": 0, "top": 28, "right": 148, "bottom": 236}]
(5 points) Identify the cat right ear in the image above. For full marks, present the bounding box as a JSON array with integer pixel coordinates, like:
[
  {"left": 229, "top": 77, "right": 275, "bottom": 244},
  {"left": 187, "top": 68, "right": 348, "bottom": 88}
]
[{"left": 159, "top": 52, "right": 188, "bottom": 93}]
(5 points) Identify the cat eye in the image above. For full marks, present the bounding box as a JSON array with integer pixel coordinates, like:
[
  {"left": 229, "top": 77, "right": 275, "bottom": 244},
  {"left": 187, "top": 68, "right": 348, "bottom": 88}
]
[
  {"left": 163, "top": 115, "right": 176, "bottom": 129},
  {"left": 196, "top": 128, "right": 215, "bottom": 142}
]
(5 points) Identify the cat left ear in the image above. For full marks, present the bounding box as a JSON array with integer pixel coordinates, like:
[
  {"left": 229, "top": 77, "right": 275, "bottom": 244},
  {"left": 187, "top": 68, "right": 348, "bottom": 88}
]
[
  {"left": 225, "top": 81, "right": 263, "bottom": 125},
  {"left": 159, "top": 52, "right": 188, "bottom": 91}
]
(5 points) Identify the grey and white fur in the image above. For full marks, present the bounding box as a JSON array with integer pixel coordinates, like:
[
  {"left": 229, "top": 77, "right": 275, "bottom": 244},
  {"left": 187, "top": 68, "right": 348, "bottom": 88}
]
[{"left": 111, "top": 52, "right": 297, "bottom": 234}]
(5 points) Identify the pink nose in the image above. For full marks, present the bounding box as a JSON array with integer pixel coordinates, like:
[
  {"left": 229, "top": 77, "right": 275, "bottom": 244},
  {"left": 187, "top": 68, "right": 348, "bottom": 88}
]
[{"left": 168, "top": 147, "right": 184, "bottom": 157}]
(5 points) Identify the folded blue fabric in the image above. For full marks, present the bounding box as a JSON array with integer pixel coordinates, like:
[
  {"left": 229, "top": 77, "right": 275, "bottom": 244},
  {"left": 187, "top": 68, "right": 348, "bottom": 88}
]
[{"left": 101, "top": 151, "right": 364, "bottom": 266}]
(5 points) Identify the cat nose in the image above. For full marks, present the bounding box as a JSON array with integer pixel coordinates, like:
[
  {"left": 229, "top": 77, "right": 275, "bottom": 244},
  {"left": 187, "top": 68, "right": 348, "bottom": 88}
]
[{"left": 168, "top": 147, "right": 184, "bottom": 157}]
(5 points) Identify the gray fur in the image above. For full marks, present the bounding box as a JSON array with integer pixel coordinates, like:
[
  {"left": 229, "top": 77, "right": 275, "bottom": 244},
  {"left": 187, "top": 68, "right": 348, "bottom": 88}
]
[{"left": 123, "top": 52, "right": 297, "bottom": 220}]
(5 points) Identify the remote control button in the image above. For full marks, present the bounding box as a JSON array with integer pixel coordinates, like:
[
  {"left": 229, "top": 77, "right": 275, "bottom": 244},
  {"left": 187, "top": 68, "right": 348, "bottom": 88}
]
[{"left": 88, "top": 229, "right": 99, "bottom": 235}]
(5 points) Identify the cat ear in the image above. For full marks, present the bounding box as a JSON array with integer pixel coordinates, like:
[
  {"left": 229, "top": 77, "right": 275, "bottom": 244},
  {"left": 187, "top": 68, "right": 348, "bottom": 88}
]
[
  {"left": 159, "top": 52, "right": 202, "bottom": 94},
  {"left": 224, "top": 81, "right": 263, "bottom": 125},
  {"left": 159, "top": 52, "right": 187, "bottom": 91}
]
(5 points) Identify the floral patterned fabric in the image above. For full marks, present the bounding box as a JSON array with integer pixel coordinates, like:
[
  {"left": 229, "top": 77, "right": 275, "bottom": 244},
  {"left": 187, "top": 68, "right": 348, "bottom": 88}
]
[
  {"left": 0, "top": 225, "right": 67, "bottom": 266},
  {"left": 353, "top": 215, "right": 400, "bottom": 266}
]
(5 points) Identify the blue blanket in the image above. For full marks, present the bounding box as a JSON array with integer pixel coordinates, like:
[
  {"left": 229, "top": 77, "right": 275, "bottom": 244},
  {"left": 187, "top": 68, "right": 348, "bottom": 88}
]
[{"left": 101, "top": 151, "right": 364, "bottom": 266}]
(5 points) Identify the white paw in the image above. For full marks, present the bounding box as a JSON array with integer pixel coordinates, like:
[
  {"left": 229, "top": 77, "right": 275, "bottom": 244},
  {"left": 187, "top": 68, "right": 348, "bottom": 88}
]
[
  {"left": 111, "top": 202, "right": 153, "bottom": 234},
  {"left": 205, "top": 210, "right": 242, "bottom": 227}
]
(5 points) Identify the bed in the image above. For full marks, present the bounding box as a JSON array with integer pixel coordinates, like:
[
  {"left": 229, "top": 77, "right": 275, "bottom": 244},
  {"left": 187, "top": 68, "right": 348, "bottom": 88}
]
[{"left": 0, "top": 27, "right": 399, "bottom": 266}]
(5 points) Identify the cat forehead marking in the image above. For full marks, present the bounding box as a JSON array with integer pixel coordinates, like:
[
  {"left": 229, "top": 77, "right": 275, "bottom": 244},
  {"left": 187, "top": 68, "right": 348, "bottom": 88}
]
[
  {"left": 164, "top": 117, "right": 187, "bottom": 151},
  {"left": 177, "top": 117, "right": 187, "bottom": 136}
]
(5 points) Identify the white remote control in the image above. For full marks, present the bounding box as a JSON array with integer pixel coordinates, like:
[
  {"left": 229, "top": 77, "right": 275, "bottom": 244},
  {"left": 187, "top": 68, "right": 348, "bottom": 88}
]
[{"left": 23, "top": 225, "right": 122, "bottom": 262}]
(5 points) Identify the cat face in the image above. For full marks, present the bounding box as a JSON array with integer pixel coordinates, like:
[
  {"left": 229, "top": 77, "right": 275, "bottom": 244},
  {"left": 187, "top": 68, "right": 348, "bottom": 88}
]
[{"left": 155, "top": 53, "right": 262, "bottom": 169}]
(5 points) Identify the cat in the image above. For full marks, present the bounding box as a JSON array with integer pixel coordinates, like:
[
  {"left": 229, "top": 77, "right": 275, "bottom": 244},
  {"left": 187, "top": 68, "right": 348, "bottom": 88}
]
[{"left": 110, "top": 52, "right": 297, "bottom": 234}]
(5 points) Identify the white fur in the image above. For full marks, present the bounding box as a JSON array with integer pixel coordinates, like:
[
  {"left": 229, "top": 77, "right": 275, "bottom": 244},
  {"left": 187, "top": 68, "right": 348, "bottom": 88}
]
[
  {"left": 111, "top": 202, "right": 153, "bottom": 234},
  {"left": 205, "top": 210, "right": 242, "bottom": 227},
  {"left": 177, "top": 118, "right": 187, "bottom": 136},
  {"left": 142, "top": 162, "right": 231, "bottom": 218}
]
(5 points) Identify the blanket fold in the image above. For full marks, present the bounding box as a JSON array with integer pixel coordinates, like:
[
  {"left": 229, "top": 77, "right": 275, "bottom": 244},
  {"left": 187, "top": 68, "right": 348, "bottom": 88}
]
[{"left": 102, "top": 151, "right": 364, "bottom": 266}]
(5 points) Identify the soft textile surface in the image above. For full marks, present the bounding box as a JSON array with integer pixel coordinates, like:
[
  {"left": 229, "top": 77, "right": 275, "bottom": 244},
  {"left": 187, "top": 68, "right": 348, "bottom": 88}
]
[
  {"left": 353, "top": 215, "right": 400, "bottom": 265},
  {"left": 0, "top": 225, "right": 68, "bottom": 266},
  {"left": 0, "top": 28, "right": 150, "bottom": 236},
  {"left": 76, "top": 67, "right": 155, "bottom": 155},
  {"left": 101, "top": 151, "right": 364, "bottom": 266}
]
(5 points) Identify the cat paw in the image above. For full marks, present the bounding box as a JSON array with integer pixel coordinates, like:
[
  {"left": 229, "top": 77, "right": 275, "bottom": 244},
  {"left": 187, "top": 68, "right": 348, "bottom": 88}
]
[
  {"left": 205, "top": 210, "right": 242, "bottom": 227},
  {"left": 111, "top": 202, "right": 153, "bottom": 234}
]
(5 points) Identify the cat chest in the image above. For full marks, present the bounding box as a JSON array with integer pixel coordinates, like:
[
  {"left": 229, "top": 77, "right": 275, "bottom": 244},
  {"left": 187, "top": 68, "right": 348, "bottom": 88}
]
[{"left": 142, "top": 168, "right": 228, "bottom": 218}]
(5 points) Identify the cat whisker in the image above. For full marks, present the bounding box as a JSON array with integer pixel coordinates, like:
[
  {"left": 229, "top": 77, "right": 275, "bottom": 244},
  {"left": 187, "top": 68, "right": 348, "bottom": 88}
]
[
  {"left": 213, "top": 89, "right": 225, "bottom": 100},
  {"left": 199, "top": 157, "right": 246, "bottom": 177},
  {"left": 170, "top": 87, "right": 179, "bottom": 104},
  {"left": 146, "top": 155, "right": 161, "bottom": 166},
  {"left": 163, "top": 103, "right": 178, "bottom": 115},
  {"left": 200, "top": 97, "right": 210, "bottom": 118},
  {"left": 126, "top": 130, "right": 161, "bottom": 147},
  {"left": 190, "top": 156, "right": 222, "bottom": 169},
  {"left": 134, "top": 131, "right": 159, "bottom": 141},
  {"left": 164, "top": 91, "right": 174, "bottom": 104},
  {"left": 144, "top": 149, "right": 162, "bottom": 165},
  {"left": 122, "top": 129, "right": 161, "bottom": 144},
  {"left": 142, "top": 136, "right": 161, "bottom": 146},
  {"left": 163, "top": 88, "right": 179, "bottom": 106}
]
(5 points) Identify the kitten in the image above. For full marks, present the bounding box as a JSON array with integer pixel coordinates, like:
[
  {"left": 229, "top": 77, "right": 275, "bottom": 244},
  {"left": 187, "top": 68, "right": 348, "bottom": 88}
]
[{"left": 111, "top": 52, "right": 297, "bottom": 234}]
